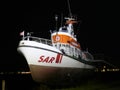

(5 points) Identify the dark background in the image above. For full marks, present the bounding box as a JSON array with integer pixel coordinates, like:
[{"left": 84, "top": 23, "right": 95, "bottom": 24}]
[{"left": 1, "top": 0, "right": 120, "bottom": 71}]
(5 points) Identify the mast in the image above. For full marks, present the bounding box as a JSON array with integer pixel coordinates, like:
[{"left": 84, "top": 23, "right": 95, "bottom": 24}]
[
  {"left": 60, "top": 13, "right": 63, "bottom": 27},
  {"left": 55, "top": 15, "right": 58, "bottom": 31},
  {"left": 67, "top": 0, "right": 72, "bottom": 18}
]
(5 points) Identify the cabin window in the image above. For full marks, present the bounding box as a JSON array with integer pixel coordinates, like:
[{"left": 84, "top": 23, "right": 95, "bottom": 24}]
[
  {"left": 68, "top": 45, "right": 70, "bottom": 48},
  {"left": 75, "top": 48, "right": 77, "bottom": 56},
  {"left": 66, "top": 44, "right": 69, "bottom": 48},
  {"left": 72, "top": 47, "right": 74, "bottom": 56},
  {"left": 59, "top": 44, "right": 61, "bottom": 47},
  {"left": 62, "top": 44, "right": 65, "bottom": 47},
  {"left": 55, "top": 44, "right": 57, "bottom": 47},
  {"left": 72, "top": 47, "right": 74, "bottom": 52}
]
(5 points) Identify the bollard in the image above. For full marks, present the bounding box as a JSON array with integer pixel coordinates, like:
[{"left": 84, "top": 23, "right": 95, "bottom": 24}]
[{"left": 2, "top": 80, "right": 5, "bottom": 90}]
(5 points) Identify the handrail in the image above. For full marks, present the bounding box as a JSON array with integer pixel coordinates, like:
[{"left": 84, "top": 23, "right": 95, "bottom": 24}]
[{"left": 22, "top": 36, "right": 52, "bottom": 46}]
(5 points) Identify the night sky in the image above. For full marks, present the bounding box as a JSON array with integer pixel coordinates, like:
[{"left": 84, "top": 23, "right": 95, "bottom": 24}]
[{"left": 1, "top": 0, "right": 120, "bottom": 71}]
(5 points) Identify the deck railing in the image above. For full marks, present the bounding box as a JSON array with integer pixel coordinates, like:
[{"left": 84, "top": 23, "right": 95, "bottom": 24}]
[{"left": 23, "top": 36, "right": 52, "bottom": 46}]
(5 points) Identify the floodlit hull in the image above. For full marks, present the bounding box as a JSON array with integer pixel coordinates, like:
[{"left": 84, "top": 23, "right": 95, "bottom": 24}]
[{"left": 17, "top": 40, "right": 95, "bottom": 85}]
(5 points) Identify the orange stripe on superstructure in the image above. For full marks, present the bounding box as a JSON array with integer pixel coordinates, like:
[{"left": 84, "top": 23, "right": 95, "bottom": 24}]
[
  {"left": 52, "top": 34, "right": 80, "bottom": 48},
  {"left": 52, "top": 34, "right": 70, "bottom": 43}
]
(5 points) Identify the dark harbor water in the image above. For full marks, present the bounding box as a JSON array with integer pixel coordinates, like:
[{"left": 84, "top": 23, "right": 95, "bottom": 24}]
[{"left": 0, "top": 71, "right": 120, "bottom": 90}]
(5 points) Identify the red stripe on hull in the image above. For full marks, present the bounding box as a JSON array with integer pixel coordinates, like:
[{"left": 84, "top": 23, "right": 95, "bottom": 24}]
[{"left": 56, "top": 53, "right": 61, "bottom": 63}]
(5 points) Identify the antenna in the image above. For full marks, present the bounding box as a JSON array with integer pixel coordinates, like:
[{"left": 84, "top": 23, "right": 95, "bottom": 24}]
[
  {"left": 67, "top": 0, "right": 72, "bottom": 18},
  {"left": 60, "top": 13, "right": 63, "bottom": 27},
  {"left": 55, "top": 15, "right": 58, "bottom": 31}
]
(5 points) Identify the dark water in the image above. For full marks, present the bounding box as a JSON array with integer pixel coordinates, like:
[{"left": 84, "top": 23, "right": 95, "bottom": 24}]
[{"left": 0, "top": 71, "right": 120, "bottom": 90}]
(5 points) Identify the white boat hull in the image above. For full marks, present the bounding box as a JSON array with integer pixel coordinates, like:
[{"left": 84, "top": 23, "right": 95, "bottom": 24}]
[{"left": 17, "top": 41, "right": 95, "bottom": 85}]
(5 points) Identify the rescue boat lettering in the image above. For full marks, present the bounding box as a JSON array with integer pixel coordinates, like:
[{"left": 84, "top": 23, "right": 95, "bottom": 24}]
[
  {"left": 38, "top": 56, "right": 55, "bottom": 63},
  {"left": 38, "top": 53, "right": 63, "bottom": 63}
]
